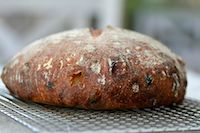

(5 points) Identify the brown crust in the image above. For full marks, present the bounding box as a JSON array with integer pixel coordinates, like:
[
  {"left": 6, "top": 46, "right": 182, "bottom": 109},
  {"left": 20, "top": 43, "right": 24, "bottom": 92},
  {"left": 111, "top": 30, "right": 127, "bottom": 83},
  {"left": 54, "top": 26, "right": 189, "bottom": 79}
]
[{"left": 1, "top": 26, "right": 187, "bottom": 110}]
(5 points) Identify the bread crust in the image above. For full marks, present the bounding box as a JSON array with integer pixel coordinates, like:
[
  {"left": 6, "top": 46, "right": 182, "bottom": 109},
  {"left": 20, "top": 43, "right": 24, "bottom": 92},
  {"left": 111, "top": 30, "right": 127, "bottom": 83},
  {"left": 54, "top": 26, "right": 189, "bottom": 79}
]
[{"left": 1, "top": 27, "right": 187, "bottom": 109}]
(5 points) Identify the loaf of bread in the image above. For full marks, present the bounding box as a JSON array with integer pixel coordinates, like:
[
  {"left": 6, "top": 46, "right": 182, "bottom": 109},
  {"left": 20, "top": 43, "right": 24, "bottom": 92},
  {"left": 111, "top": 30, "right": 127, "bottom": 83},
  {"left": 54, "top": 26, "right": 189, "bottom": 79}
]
[{"left": 1, "top": 26, "right": 187, "bottom": 109}]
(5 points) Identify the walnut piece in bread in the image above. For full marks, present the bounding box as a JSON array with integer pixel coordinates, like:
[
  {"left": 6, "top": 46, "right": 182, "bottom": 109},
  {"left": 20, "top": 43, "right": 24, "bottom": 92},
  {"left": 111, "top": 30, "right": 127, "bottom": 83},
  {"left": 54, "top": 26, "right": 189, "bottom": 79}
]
[{"left": 1, "top": 26, "right": 187, "bottom": 109}]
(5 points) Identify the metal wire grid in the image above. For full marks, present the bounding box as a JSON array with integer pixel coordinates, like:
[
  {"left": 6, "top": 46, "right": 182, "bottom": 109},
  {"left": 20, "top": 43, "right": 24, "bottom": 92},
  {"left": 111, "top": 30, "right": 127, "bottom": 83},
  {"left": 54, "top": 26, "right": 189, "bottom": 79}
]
[{"left": 0, "top": 91, "right": 200, "bottom": 133}]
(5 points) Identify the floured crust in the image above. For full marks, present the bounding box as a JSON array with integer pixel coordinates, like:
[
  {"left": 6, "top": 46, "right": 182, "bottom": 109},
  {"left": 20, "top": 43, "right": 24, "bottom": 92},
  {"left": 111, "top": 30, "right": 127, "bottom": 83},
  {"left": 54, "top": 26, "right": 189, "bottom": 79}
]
[{"left": 1, "top": 26, "right": 187, "bottom": 109}]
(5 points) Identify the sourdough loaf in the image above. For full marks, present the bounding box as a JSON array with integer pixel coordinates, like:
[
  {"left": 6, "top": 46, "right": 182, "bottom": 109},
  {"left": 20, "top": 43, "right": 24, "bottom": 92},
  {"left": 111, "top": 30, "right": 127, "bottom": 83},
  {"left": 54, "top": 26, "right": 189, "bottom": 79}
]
[{"left": 1, "top": 26, "right": 187, "bottom": 109}]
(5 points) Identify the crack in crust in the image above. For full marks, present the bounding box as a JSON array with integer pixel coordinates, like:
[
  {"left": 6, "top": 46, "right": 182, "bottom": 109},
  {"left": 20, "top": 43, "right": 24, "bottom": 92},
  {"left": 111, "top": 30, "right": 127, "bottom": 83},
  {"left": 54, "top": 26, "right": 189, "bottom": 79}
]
[
  {"left": 89, "top": 28, "right": 102, "bottom": 38},
  {"left": 70, "top": 71, "right": 84, "bottom": 86}
]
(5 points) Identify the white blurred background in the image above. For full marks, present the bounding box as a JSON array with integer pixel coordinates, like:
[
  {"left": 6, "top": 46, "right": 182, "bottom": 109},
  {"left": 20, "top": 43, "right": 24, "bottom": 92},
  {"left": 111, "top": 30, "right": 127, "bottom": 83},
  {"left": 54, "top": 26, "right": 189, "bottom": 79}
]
[{"left": 0, "top": 0, "right": 200, "bottom": 99}]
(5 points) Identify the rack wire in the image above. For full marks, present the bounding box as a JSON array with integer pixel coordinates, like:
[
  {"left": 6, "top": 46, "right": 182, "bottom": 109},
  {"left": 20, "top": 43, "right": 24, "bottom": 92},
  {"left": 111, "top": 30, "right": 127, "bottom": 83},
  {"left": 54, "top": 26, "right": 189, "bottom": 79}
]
[{"left": 0, "top": 89, "right": 200, "bottom": 133}]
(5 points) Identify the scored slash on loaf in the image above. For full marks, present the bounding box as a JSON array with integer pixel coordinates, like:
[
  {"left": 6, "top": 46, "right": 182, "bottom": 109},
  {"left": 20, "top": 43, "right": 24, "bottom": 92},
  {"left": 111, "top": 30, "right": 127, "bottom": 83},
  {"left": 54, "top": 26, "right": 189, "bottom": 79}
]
[{"left": 1, "top": 26, "right": 187, "bottom": 110}]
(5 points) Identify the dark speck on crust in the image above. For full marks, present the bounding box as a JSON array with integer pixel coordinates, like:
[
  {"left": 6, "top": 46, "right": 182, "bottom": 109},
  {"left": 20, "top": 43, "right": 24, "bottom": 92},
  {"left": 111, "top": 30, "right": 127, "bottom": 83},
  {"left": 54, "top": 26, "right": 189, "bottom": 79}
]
[
  {"left": 24, "top": 62, "right": 30, "bottom": 69},
  {"left": 89, "top": 97, "right": 98, "bottom": 104},
  {"left": 145, "top": 75, "right": 153, "bottom": 86},
  {"left": 46, "top": 81, "right": 54, "bottom": 89},
  {"left": 111, "top": 61, "right": 117, "bottom": 73}
]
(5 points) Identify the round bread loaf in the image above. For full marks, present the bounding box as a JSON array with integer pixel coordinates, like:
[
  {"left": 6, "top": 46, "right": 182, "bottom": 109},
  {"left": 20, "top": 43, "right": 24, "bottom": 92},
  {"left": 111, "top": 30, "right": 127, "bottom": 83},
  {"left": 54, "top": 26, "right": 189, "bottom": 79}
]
[{"left": 1, "top": 26, "right": 187, "bottom": 109}]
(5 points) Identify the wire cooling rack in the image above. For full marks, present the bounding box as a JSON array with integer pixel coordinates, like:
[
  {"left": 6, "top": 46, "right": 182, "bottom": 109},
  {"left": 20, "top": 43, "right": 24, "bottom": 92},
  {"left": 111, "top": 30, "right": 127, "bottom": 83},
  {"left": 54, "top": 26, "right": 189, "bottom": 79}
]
[{"left": 0, "top": 89, "right": 200, "bottom": 133}]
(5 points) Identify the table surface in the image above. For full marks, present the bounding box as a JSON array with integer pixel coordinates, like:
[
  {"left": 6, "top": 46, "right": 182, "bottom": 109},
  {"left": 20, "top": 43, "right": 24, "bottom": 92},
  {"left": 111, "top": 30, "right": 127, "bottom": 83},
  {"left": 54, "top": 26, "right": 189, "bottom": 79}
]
[{"left": 0, "top": 112, "right": 33, "bottom": 133}]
